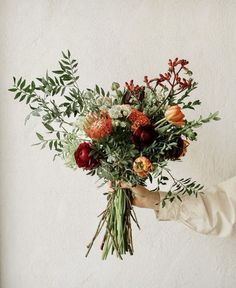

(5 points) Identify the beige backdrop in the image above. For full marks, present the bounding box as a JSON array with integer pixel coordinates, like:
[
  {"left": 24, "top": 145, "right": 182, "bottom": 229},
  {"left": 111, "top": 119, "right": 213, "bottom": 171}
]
[{"left": 1, "top": 0, "right": 236, "bottom": 287}]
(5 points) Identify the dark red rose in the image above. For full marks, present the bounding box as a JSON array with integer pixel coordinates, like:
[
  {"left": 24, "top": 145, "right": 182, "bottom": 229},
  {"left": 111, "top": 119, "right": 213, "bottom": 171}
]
[
  {"left": 131, "top": 125, "right": 156, "bottom": 147},
  {"left": 74, "top": 142, "right": 99, "bottom": 170}
]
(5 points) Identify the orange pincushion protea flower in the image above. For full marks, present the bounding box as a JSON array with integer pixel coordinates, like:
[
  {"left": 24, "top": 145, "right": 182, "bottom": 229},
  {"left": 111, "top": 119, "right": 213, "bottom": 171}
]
[
  {"left": 84, "top": 111, "right": 112, "bottom": 140},
  {"left": 165, "top": 105, "right": 185, "bottom": 127},
  {"left": 128, "top": 109, "right": 150, "bottom": 132},
  {"left": 133, "top": 156, "right": 153, "bottom": 177}
]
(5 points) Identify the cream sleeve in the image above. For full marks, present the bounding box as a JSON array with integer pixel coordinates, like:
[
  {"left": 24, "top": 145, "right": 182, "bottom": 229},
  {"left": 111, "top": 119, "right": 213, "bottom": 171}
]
[{"left": 154, "top": 176, "right": 236, "bottom": 237}]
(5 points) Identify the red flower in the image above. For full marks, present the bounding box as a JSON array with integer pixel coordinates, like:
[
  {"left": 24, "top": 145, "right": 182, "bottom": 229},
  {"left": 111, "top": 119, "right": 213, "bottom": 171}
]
[
  {"left": 74, "top": 142, "right": 99, "bottom": 170},
  {"left": 131, "top": 125, "right": 156, "bottom": 147}
]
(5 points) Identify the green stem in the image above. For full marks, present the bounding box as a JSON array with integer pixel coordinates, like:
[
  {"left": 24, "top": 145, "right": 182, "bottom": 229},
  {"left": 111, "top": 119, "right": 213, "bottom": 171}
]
[{"left": 153, "top": 117, "right": 167, "bottom": 127}]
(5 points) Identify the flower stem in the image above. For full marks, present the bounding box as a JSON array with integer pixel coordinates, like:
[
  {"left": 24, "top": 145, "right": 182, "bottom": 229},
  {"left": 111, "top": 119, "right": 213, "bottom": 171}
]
[{"left": 153, "top": 118, "right": 167, "bottom": 127}]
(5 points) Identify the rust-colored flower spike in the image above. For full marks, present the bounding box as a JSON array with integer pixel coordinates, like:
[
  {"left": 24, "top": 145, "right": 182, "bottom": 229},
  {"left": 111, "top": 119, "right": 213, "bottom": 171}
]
[
  {"left": 133, "top": 156, "right": 153, "bottom": 177},
  {"left": 165, "top": 105, "right": 185, "bottom": 127},
  {"left": 168, "top": 58, "right": 189, "bottom": 68},
  {"left": 143, "top": 76, "right": 150, "bottom": 87},
  {"left": 177, "top": 78, "right": 193, "bottom": 90},
  {"left": 84, "top": 111, "right": 112, "bottom": 140},
  {"left": 125, "top": 80, "right": 141, "bottom": 92}
]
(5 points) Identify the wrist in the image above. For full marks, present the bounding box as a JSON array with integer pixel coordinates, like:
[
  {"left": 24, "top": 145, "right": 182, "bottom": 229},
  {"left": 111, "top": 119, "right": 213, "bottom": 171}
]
[{"left": 144, "top": 191, "right": 160, "bottom": 209}]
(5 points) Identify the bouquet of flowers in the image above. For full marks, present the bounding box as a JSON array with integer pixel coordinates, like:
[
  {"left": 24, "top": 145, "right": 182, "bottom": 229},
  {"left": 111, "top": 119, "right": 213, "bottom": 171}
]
[{"left": 9, "top": 51, "right": 219, "bottom": 259}]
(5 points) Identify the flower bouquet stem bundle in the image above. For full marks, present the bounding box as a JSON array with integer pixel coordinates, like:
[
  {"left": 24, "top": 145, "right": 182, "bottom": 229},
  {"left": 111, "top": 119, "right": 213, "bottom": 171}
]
[
  {"left": 9, "top": 51, "right": 220, "bottom": 259},
  {"left": 86, "top": 186, "right": 138, "bottom": 260}
]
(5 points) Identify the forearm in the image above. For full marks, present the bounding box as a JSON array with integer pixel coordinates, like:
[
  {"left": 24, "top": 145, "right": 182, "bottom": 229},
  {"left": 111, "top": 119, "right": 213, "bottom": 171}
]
[{"left": 142, "top": 192, "right": 160, "bottom": 210}]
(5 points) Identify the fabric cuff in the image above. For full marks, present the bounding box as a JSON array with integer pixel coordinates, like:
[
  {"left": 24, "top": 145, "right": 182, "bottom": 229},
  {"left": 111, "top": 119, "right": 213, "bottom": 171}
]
[{"left": 154, "top": 191, "right": 181, "bottom": 221}]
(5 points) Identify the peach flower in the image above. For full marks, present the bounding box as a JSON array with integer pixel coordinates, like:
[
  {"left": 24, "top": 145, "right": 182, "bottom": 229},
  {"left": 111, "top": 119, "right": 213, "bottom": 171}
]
[
  {"left": 133, "top": 156, "right": 153, "bottom": 177},
  {"left": 165, "top": 105, "right": 185, "bottom": 127}
]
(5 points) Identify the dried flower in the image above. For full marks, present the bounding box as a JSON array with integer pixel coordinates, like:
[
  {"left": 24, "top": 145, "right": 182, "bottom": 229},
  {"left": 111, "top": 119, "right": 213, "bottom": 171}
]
[
  {"left": 165, "top": 105, "right": 185, "bottom": 127},
  {"left": 84, "top": 111, "right": 112, "bottom": 140},
  {"left": 133, "top": 156, "right": 153, "bottom": 177}
]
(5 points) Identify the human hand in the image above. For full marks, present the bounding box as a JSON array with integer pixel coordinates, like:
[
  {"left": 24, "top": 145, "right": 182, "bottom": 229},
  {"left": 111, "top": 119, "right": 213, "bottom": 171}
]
[{"left": 107, "top": 181, "right": 160, "bottom": 210}]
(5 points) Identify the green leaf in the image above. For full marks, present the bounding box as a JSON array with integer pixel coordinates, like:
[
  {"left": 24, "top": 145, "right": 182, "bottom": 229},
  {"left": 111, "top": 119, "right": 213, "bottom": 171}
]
[
  {"left": 36, "top": 132, "right": 44, "bottom": 140},
  {"left": 101, "top": 87, "right": 105, "bottom": 96},
  {"left": 53, "top": 70, "right": 64, "bottom": 75},
  {"left": 65, "top": 96, "right": 73, "bottom": 102},
  {"left": 24, "top": 114, "right": 31, "bottom": 125},
  {"left": 72, "top": 62, "right": 78, "bottom": 69},
  {"left": 17, "top": 77, "right": 22, "bottom": 87},
  {"left": 31, "top": 81, "right": 36, "bottom": 90},
  {"left": 59, "top": 61, "right": 66, "bottom": 71},
  {"left": 26, "top": 95, "right": 31, "bottom": 104},
  {"left": 8, "top": 88, "right": 17, "bottom": 92},
  {"left": 19, "top": 94, "right": 26, "bottom": 102},
  {"left": 49, "top": 141, "right": 53, "bottom": 150},
  {"left": 62, "top": 51, "right": 68, "bottom": 59},
  {"left": 43, "top": 122, "right": 54, "bottom": 131},
  {"left": 32, "top": 110, "right": 40, "bottom": 116},
  {"left": 31, "top": 108, "right": 41, "bottom": 117},
  {"left": 20, "top": 79, "right": 26, "bottom": 89},
  {"left": 56, "top": 131, "right": 60, "bottom": 139},
  {"left": 61, "top": 59, "right": 70, "bottom": 66},
  {"left": 95, "top": 85, "right": 100, "bottom": 94},
  {"left": 41, "top": 142, "right": 47, "bottom": 150}
]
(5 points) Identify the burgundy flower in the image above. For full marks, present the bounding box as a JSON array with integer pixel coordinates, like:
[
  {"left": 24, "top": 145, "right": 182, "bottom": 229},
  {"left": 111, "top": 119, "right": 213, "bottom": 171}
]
[
  {"left": 74, "top": 142, "right": 99, "bottom": 170},
  {"left": 131, "top": 125, "right": 156, "bottom": 147},
  {"left": 167, "top": 137, "right": 189, "bottom": 160}
]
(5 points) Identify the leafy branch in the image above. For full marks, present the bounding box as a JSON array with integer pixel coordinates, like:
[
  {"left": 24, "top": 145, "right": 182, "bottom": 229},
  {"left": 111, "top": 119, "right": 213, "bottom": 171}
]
[{"left": 161, "top": 177, "right": 204, "bottom": 208}]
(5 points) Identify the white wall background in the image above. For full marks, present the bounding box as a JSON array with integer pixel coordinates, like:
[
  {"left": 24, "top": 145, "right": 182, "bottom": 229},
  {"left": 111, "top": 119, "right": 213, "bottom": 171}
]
[{"left": 1, "top": 0, "right": 236, "bottom": 287}]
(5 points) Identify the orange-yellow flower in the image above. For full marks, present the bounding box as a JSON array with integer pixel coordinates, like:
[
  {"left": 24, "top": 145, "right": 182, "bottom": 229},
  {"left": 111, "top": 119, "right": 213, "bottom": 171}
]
[
  {"left": 84, "top": 111, "right": 112, "bottom": 140},
  {"left": 133, "top": 156, "right": 153, "bottom": 177},
  {"left": 128, "top": 109, "right": 150, "bottom": 132},
  {"left": 165, "top": 105, "right": 185, "bottom": 127}
]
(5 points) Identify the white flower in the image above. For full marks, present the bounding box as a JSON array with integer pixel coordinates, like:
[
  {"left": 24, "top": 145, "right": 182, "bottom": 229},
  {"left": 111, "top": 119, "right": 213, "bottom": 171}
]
[
  {"left": 108, "top": 105, "right": 131, "bottom": 119},
  {"left": 73, "top": 116, "right": 86, "bottom": 130},
  {"left": 62, "top": 133, "right": 80, "bottom": 169}
]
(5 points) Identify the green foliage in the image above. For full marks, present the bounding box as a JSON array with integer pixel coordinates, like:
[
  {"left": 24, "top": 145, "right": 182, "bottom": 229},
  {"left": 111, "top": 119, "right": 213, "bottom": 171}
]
[{"left": 161, "top": 178, "right": 204, "bottom": 208}]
